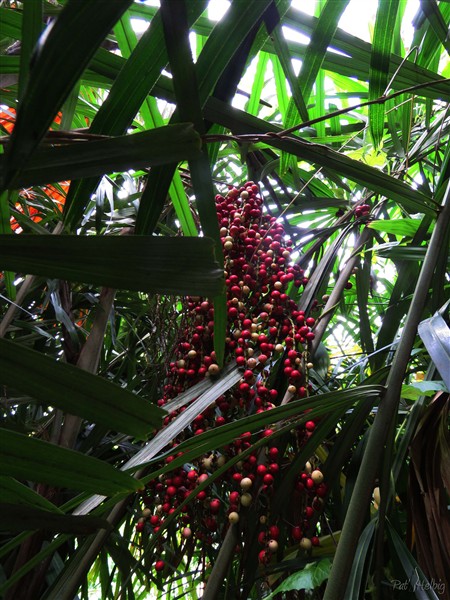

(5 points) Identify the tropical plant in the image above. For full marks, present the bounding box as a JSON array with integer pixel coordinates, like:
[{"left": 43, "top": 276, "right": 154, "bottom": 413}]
[{"left": 0, "top": 1, "right": 449, "bottom": 599}]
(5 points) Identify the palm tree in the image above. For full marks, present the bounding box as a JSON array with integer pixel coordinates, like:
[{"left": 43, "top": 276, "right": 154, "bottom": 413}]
[{"left": 0, "top": 1, "right": 449, "bottom": 598}]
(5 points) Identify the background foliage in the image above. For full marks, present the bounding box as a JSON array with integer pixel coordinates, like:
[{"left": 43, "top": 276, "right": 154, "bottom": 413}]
[{"left": 0, "top": 1, "right": 449, "bottom": 599}]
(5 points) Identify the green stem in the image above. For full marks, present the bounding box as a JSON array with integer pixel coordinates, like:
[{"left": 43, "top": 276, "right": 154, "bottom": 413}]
[{"left": 323, "top": 179, "right": 450, "bottom": 599}]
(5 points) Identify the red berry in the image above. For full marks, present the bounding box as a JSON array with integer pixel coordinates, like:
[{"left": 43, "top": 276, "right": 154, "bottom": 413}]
[
  {"left": 269, "top": 525, "right": 279, "bottom": 539},
  {"left": 229, "top": 491, "right": 240, "bottom": 503},
  {"left": 256, "top": 464, "right": 267, "bottom": 476},
  {"left": 154, "top": 560, "right": 165, "bottom": 572},
  {"left": 304, "top": 506, "right": 314, "bottom": 519},
  {"left": 316, "top": 483, "right": 328, "bottom": 497}
]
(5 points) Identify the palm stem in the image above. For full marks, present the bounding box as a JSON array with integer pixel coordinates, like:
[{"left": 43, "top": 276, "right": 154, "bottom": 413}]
[{"left": 324, "top": 180, "right": 450, "bottom": 599}]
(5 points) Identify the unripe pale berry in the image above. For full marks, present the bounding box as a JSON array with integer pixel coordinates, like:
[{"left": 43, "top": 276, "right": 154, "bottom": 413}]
[
  {"left": 208, "top": 364, "right": 220, "bottom": 376},
  {"left": 240, "top": 477, "right": 253, "bottom": 491},
  {"left": 373, "top": 486, "right": 381, "bottom": 505},
  {"left": 311, "top": 469, "right": 324, "bottom": 484},
  {"left": 300, "top": 537, "right": 312, "bottom": 550},
  {"left": 240, "top": 492, "right": 252, "bottom": 507},
  {"left": 228, "top": 511, "right": 240, "bottom": 524}
]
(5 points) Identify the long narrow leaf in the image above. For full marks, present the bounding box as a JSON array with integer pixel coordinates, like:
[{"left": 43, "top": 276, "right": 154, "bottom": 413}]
[
  {"left": 343, "top": 520, "right": 376, "bottom": 599},
  {"left": 0, "top": 234, "right": 224, "bottom": 296},
  {"left": 0, "top": 338, "right": 164, "bottom": 439},
  {"left": 419, "top": 0, "right": 450, "bottom": 56},
  {"left": 297, "top": 0, "right": 350, "bottom": 103},
  {"left": 0, "top": 504, "right": 110, "bottom": 534},
  {"left": 387, "top": 523, "right": 441, "bottom": 600},
  {"left": 160, "top": 0, "right": 226, "bottom": 365},
  {"left": 64, "top": 2, "right": 206, "bottom": 230},
  {"left": 114, "top": 12, "right": 198, "bottom": 237},
  {"left": 0, "top": 476, "right": 63, "bottom": 513},
  {"left": 18, "top": 0, "right": 43, "bottom": 101},
  {"left": 3, "top": 0, "right": 133, "bottom": 186},
  {"left": 0, "top": 123, "right": 202, "bottom": 189},
  {"left": 368, "top": 0, "right": 400, "bottom": 148},
  {"left": 0, "top": 429, "right": 142, "bottom": 496}
]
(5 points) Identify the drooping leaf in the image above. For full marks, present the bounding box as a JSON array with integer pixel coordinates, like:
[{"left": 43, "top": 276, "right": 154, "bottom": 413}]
[
  {"left": 0, "top": 476, "right": 63, "bottom": 513},
  {"left": 0, "top": 429, "right": 142, "bottom": 496},
  {"left": 387, "top": 520, "right": 445, "bottom": 600},
  {"left": 0, "top": 504, "right": 110, "bottom": 534},
  {"left": 0, "top": 338, "right": 164, "bottom": 439}
]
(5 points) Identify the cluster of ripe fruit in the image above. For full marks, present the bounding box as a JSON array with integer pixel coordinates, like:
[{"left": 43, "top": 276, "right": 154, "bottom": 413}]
[{"left": 137, "top": 182, "right": 326, "bottom": 572}]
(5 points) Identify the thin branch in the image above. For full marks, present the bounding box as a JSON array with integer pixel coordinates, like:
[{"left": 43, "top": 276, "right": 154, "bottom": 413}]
[
  {"left": 58, "top": 286, "right": 116, "bottom": 449},
  {"left": 0, "top": 129, "right": 109, "bottom": 146},
  {"left": 310, "top": 228, "right": 373, "bottom": 358},
  {"left": 202, "top": 78, "right": 450, "bottom": 144}
]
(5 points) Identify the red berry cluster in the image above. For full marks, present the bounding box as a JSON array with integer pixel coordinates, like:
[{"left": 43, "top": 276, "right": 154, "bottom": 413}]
[
  {"left": 138, "top": 182, "right": 326, "bottom": 573},
  {"left": 355, "top": 203, "right": 371, "bottom": 218}
]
